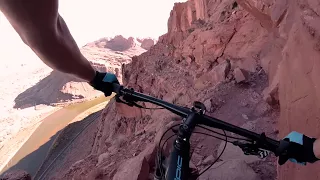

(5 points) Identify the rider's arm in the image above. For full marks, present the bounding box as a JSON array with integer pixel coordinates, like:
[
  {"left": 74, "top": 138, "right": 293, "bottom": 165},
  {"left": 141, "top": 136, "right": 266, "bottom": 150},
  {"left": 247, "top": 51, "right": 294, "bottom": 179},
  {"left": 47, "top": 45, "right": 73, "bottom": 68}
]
[{"left": 0, "top": 0, "right": 95, "bottom": 81}]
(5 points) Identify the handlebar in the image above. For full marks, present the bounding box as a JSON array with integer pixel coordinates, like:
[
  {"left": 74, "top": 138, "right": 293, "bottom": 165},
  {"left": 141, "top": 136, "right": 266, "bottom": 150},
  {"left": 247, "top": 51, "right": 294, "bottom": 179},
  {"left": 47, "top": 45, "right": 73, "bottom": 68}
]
[
  {"left": 110, "top": 83, "right": 310, "bottom": 180},
  {"left": 112, "top": 83, "right": 280, "bottom": 153}
]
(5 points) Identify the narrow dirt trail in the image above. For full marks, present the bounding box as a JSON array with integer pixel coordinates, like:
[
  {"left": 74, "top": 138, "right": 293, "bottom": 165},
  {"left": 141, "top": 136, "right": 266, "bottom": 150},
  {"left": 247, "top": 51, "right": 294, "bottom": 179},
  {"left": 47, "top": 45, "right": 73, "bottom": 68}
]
[{"left": 189, "top": 73, "right": 279, "bottom": 180}]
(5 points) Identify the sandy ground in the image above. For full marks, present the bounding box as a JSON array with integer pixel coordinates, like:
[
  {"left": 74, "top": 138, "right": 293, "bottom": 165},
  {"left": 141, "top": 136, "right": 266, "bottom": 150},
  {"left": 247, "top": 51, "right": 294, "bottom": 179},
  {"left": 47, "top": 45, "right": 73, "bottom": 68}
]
[
  {"left": 0, "top": 57, "right": 62, "bottom": 171},
  {"left": 34, "top": 103, "right": 106, "bottom": 180},
  {"left": 0, "top": 59, "right": 53, "bottom": 145},
  {"left": 0, "top": 107, "right": 60, "bottom": 172},
  {"left": 0, "top": 97, "right": 109, "bottom": 176}
]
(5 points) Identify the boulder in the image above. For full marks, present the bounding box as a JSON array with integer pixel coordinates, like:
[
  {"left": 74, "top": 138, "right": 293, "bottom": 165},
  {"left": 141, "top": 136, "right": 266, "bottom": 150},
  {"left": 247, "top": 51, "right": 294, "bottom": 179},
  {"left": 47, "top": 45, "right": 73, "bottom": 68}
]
[
  {"left": 202, "top": 155, "right": 215, "bottom": 165},
  {"left": 198, "top": 159, "right": 261, "bottom": 180},
  {"left": 241, "top": 114, "right": 249, "bottom": 120},
  {"left": 194, "top": 60, "right": 231, "bottom": 89},
  {"left": 262, "top": 67, "right": 279, "bottom": 106},
  {"left": 214, "top": 61, "right": 231, "bottom": 82},
  {"left": 253, "top": 100, "right": 272, "bottom": 117},
  {"left": 96, "top": 152, "right": 110, "bottom": 167},
  {"left": 203, "top": 99, "right": 212, "bottom": 112},
  {"left": 234, "top": 68, "right": 249, "bottom": 83}
]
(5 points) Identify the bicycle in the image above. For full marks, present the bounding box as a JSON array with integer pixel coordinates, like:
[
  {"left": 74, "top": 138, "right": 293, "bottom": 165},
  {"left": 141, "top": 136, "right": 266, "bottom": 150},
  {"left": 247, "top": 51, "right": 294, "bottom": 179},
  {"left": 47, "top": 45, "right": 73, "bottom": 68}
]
[{"left": 110, "top": 83, "right": 303, "bottom": 180}]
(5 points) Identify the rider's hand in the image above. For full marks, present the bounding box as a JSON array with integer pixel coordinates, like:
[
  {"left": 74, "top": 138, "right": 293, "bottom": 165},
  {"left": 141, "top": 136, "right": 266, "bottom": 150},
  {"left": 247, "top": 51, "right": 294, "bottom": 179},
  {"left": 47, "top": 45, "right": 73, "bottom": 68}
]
[
  {"left": 89, "top": 71, "right": 119, "bottom": 96},
  {"left": 278, "top": 131, "right": 319, "bottom": 165}
]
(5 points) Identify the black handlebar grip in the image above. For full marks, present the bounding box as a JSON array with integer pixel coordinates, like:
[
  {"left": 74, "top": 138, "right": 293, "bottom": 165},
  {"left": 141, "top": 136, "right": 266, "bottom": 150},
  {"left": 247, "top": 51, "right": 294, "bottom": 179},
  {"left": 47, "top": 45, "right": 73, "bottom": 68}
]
[{"left": 111, "top": 83, "right": 122, "bottom": 94}]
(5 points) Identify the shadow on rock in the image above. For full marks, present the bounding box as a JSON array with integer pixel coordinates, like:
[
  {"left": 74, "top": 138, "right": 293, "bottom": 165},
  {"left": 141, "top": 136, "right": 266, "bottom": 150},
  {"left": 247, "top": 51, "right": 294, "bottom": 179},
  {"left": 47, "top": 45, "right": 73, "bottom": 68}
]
[{"left": 13, "top": 71, "right": 87, "bottom": 109}]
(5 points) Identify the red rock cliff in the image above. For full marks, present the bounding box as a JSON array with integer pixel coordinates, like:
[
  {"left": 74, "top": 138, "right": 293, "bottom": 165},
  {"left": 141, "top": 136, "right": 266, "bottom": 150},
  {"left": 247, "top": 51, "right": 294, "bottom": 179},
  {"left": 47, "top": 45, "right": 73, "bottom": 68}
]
[
  {"left": 268, "top": 0, "right": 320, "bottom": 179},
  {"left": 232, "top": 0, "right": 320, "bottom": 179},
  {"left": 131, "top": 0, "right": 320, "bottom": 179}
]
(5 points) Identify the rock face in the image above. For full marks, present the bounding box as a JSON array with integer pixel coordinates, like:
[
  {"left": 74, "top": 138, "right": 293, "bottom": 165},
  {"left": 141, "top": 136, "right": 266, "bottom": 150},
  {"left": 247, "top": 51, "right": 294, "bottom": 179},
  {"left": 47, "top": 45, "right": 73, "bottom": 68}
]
[
  {"left": 265, "top": 0, "right": 320, "bottom": 180},
  {"left": 219, "top": 0, "right": 320, "bottom": 179},
  {"left": 162, "top": 0, "right": 271, "bottom": 76}
]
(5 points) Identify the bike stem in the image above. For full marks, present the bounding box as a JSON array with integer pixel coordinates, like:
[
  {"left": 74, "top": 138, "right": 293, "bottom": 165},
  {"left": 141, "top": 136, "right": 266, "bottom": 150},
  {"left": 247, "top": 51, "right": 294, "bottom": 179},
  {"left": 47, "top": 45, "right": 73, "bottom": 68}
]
[{"left": 165, "top": 112, "right": 198, "bottom": 180}]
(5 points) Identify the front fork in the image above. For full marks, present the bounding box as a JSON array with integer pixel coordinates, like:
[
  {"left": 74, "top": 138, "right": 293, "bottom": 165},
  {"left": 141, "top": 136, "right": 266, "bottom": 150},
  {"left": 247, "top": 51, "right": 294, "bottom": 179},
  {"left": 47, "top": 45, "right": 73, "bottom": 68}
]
[
  {"left": 163, "top": 111, "right": 202, "bottom": 180},
  {"left": 165, "top": 137, "right": 190, "bottom": 180}
]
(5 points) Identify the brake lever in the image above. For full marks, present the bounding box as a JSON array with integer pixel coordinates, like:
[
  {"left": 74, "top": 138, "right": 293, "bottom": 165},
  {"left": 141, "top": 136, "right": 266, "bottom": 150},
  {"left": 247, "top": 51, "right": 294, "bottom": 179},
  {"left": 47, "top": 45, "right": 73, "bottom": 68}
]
[
  {"left": 115, "top": 87, "right": 142, "bottom": 107},
  {"left": 233, "top": 141, "right": 270, "bottom": 159},
  {"left": 115, "top": 95, "right": 133, "bottom": 106}
]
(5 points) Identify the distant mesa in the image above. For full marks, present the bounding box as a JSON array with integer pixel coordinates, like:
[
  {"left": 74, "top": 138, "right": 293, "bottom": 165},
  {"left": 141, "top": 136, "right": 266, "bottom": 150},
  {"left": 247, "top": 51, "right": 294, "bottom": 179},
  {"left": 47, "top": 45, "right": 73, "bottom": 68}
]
[
  {"left": 137, "top": 38, "right": 156, "bottom": 50},
  {"left": 85, "top": 35, "right": 157, "bottom": 51},
  {"left": 14, "top": 35, "right": 152, "bottom": 109},
  {"left": 104, "top": 35, "right": 135, "bottom": 51}
]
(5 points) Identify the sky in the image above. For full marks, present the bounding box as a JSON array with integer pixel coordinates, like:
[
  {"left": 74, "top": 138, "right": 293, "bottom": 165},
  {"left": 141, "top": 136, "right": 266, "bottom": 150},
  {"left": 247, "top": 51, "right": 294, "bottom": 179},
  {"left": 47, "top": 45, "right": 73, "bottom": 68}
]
[{"left": 0, "top": 0, "right": 186, "bottom": 67}]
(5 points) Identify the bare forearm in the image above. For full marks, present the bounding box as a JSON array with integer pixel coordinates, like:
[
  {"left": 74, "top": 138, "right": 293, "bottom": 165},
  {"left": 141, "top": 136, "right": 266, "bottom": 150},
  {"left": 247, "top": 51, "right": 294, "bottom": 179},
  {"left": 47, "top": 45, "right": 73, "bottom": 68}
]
[
  {"left": 0, "top": 0, "right": 95, "bottom": 82},
  {"left": 28, "top": 16, "right": 95, "bottom": 81}
]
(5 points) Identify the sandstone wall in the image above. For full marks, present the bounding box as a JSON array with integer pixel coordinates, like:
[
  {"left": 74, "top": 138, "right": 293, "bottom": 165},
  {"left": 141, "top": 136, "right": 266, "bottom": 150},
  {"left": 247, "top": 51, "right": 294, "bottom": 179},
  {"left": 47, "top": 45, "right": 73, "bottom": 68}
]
[
  {"left": 234, "top": 0, "right": 320, "bottom": 179},
  {"left": 271, "top": 0, "right": 320, "bottom": 179},
  {"left": 150, "top": 0, "right": 320, "bottom": 179}
]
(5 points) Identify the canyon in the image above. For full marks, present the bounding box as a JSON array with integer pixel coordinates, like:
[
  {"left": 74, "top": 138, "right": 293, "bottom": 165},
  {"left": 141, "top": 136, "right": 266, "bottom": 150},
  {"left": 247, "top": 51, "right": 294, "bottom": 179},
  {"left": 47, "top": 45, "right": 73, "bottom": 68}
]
[{"left": 3, "top": 0, "right": 320, "bottom": 179}]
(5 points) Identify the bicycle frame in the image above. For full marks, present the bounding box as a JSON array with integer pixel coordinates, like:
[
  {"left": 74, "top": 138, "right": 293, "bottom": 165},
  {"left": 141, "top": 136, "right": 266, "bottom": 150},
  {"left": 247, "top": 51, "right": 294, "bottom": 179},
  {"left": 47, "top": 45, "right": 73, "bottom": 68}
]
[{"left": 111, "top": 84, "right": 284, "bottom": 180}]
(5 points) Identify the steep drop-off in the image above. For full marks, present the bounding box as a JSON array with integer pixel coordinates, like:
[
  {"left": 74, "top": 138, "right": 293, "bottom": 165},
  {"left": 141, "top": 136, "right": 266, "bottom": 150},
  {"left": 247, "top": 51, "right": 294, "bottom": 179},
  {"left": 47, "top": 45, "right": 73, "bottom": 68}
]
[
  {"left": 35, "top": 0, "right": 281, "bottom": 179},
  {"left": 14, "top": 35, "right": 151, "bottom": 109},
  {"left": 22, "top": 0, "right": 320, "bottom": 180}
]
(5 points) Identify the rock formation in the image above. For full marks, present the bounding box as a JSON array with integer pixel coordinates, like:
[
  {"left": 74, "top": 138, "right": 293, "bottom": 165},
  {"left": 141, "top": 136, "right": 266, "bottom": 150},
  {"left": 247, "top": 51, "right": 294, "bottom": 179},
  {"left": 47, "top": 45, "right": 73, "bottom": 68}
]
[{"left": 137, "top": 38, "right": 157, "bottom": 50}]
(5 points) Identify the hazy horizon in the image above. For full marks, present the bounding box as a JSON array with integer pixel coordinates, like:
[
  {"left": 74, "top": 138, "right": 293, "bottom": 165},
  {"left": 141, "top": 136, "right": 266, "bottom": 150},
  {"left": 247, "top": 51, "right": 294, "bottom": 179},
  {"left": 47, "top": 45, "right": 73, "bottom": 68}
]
[{"left": 0, "top": 0, "right": 186, "bottom": 68}]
